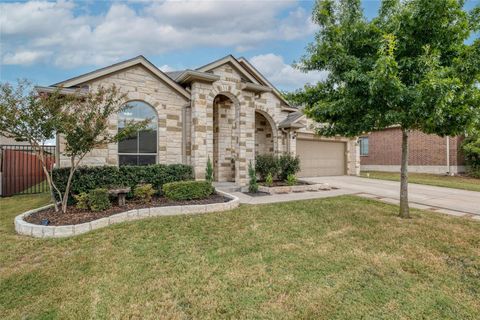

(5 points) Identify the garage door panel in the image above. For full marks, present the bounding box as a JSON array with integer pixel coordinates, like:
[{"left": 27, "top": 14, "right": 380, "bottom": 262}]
[{"left": 297, "top": 139, "right": 345, "bottom": 177}]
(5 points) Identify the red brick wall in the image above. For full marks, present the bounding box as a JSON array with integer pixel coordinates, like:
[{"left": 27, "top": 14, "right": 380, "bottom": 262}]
[{"left": 360, "top": 128, "right": 465, "bottom": 166}]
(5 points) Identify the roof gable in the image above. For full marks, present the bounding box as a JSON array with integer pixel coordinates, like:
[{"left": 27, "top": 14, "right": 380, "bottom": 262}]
[
  {"left": 196, "top": 55, "right": 260, "bottom": 85},
  {"left": 53, "top": 56, "right": 190, "bottom": 100}
]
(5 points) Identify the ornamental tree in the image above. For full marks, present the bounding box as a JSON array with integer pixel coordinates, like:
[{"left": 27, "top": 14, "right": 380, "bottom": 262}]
[
  {"left": 291, "top": 0, "right": 480, "bottom": 218},
  {"left": 57, "top": 85, "right": 148, "bottom": 213},
  {"left": 0, "top": 80, "right": 65, "bottom": 211}
]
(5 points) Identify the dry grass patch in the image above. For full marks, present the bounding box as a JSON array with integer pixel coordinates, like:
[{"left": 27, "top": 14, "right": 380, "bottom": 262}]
[{"left": 1, "top": 194, "right": 479, "bottom": 319}]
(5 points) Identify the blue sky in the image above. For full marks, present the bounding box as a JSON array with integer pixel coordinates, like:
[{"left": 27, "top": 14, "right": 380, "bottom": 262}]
[{"left": 0, "top": 0, "right": 478, "bottom": 92}]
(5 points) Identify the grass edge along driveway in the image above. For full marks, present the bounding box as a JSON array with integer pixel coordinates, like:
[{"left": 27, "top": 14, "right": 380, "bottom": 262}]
[
  {"left": 361, "top": 171, "right": 480, "bottom": 192},
  {"left": 1, "top": 193, "right": 479, "bottom": 319}
]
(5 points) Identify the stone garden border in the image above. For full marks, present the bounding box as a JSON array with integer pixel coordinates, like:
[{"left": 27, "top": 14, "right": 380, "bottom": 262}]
[
  {"left": 258, "top": 181, "right": 332, "bottom": 195},
  {"left": 15, "top": 190, "right": 239, "bottom": 239}
]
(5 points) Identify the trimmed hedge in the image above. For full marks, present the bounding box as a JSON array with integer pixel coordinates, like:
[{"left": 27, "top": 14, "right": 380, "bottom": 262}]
[
  {"left": 53, "top": 164, "right": 193, "bottom": 202},
  {"left": 162, "top": 180, "right": 214, "bottom": 201}
]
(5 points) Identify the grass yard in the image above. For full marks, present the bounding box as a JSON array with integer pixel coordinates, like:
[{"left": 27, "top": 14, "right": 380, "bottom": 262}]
[
  {"left": 361, "top": 171, "right": 480, "bottom": 192},
  {"left": 1, "top": 194, "right": 480, "bottom": 319}
]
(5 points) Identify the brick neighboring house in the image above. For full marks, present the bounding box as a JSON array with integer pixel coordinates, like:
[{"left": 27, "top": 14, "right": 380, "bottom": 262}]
[
  {"left": 36, "top": 55, "right": 360, "bottom": 186},
  {"left": 359, "top": 127, "right": 465, "bottom": 174}
]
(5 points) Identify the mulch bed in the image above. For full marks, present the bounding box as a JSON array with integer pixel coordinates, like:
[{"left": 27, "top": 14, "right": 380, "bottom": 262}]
[{"left": 25, "top": 194, "right": 230, "bottom": 226}]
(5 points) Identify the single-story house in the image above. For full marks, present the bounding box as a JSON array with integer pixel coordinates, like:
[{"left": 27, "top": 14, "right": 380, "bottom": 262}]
[
  {"left": 360, "top": 127, "right": 465, "bottom": 174},
  {"left": 37, "top": 55, "right": 360, "bottom": 185}
]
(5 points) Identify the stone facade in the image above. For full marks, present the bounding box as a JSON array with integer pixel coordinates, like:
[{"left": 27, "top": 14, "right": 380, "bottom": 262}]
[{"left": 53, "top": 55, "right": 360, "bottom": 185}]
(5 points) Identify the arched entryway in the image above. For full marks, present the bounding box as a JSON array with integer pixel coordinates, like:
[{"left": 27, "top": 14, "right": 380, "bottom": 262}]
[
  {"left": 255, "top": 110, "right": 276, "bottom": 156},
  {"left": 213, "top": 94, "right": 237, "bottom": 182}
]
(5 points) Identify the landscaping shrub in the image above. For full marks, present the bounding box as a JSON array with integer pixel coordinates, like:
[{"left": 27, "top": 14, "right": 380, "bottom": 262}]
[
  {"left": 278, "top": 154, "right": 301, "bottom": 181},
  {"left": 255, "top": 154, "right": 279, "bottom": 180},
  {"left": 248, "top": 160, "right": 258, "bottom": 193},
  {"left": 88, "top": 188, "right": 111, "bottom": 212},
  {"left": 74, "top": 192, "right": 89, "bottom": 210},
  {"left": 53, "top": 164, "right": 193, "bottom": 203},
  {"left": 134, "top": 184, "right": 155, "bottom": 203},
  {"left": 463, "top": 131, "right": 480, "bottom": 178},
  {"left": 286, "top": 174, "right": 297, "bottom": 186},
  {"left": 162, "top": 181, "right": 214, "bottom": 201},
  {"left": 205, "top": 156, "right": 214, "bottom": 182},
  {"left": 265, "top": 172, "right": 273, "bottom": 187}
]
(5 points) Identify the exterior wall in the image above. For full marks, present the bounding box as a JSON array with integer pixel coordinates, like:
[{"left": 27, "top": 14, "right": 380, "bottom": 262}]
[
  {"left": 58, "top": 65, "right": 188, "bottom": 168},
  {"left": 360, "top": 128, "right": 465, "bottom": 173},
  {"left": 295, "top": 118, "right": 360, "bottom": 176},
  {"left": 0, "top": 134, "right": 30, "bottom": 145},
  {"left": 213, "top": 95, "right": 236, "bottom": 181},
  {"left": 255, "top": 112, "right": 274, "bottom": 156},
  {"left": 189, "top": 63, "right": 291, "bottom": 185}
]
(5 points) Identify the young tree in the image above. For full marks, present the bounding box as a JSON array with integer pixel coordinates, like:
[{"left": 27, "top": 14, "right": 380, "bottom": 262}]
[
  {"left": 0, "top": 80, "right": 65, "bottom": 211},
  {"left": 292, "top": 0, "right": 480, "bottom": 218},
  {"left": 57, "top": 85, "right": 147, "bottom": 213}
]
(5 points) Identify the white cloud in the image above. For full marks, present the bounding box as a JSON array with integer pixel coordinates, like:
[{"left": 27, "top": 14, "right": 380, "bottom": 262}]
[
  {"left": 0, "top": 0, "right": 317, "bottom": 68},
  {"left": 249, "top": 53, "right": 328, "bottom": 91}
]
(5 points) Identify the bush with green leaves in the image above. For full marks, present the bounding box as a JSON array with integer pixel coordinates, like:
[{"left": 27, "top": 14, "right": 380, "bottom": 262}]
[
  {"left": 134, "top": 184, "right": 155, "bottom": 203},
  {"left": 162, "top": 181, "right": 214, "bottom": 201},
  {"left": 286, "top": 174, "right": 297, "bottom": 186},
  {"left": 463, "top": 131, "right": 480, "bottom": 178},
  {"left": 278, "top": 154, "right": 300, "bottom": 181},
  {"left": 265, "top": 172, "right": 274, "bottom": 187},
  {"left": 205, "top": 156, "right": 214, "bottom": 182},
  {"left": 53, "top": 164, "right": 193, "bottom": 204},
  {"left": 255, "top": 154, "right": 279, "bottom": 181},
  {"left": 74, "top": 192, "right": 89, "bottom": 210},
  {"left": 248, "top": 160, "right": 258, "bottom": 193},
  {"left": 88, "top": 188, "right": 111, "bottom": 212}
]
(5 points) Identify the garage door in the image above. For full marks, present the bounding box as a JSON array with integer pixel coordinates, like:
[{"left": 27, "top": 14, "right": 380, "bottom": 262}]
[{"left": 296, "top": 139, "right": 346, "bottom": 177}]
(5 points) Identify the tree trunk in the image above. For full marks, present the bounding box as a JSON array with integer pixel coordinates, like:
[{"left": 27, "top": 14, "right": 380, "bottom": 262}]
[
  {"left": 61, "top": 157, "right": 76, "bottom": 214},
  {"left": 399, "top": 128, "right": 410, "bottom": 218}
]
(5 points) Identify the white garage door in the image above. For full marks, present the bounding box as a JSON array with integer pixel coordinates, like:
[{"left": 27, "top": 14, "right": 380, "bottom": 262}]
[{"left": 297, "top": 139, "right": 346, "bottom": 177}]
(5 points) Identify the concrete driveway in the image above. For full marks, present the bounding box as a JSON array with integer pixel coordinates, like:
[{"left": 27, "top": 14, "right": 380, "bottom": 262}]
[{"left": 303, "top": 176, "right": 480, "bottom": 218}]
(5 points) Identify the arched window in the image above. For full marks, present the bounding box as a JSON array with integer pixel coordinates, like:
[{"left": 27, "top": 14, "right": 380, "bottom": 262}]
[{"left": 118, "top": 101, "right": 157, "bottom": 166}]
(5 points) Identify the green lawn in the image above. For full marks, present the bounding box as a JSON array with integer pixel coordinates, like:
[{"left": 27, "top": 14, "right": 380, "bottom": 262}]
[
  {"left": 361, "top": 171, "right": 480, "bottom": 192},
  {"left": 1, "top": 194, "right": 479, "bottom": 319}
]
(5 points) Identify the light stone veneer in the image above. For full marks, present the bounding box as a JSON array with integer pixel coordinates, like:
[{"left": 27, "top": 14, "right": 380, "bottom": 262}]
[
  {"left": 15, "top": 190, "right": 239, "bottom": 239},
  {"left": 258, "top": 181, "right": 332, "bottom": 195}
]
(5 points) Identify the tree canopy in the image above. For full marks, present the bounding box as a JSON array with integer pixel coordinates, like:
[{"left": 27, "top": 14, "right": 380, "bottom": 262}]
[{"left": 290, "top": 0, "right": 480, "bottom": 217}]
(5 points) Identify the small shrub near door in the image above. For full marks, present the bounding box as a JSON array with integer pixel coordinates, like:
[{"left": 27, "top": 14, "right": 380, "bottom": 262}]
[
  {"left": 278, "top": 154, "right": 301, "bottom": 181},
  {"left": 255, "top": 154, "right": 279, "bottom": 180},
  {"left": 248, "top": 160, "right": 259, "bottom": 193},
  {"left": 162, "top": 181, "right": 214, "bottom": 201},
  {"left": 88, "top": 188, "right": 111, "bottom": 212}
]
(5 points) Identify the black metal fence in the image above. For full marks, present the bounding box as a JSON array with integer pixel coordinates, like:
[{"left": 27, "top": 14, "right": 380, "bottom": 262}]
[{"left": 0, "top": 145, "right": 56, "bottom": 197}]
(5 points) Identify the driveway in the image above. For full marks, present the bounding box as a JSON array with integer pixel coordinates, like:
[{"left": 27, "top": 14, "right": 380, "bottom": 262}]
[{"left": 303, "top": 176, "right": 480, "bottom": 218}]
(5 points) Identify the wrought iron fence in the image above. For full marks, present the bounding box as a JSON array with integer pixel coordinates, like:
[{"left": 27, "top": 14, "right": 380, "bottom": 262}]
[{"left": 0, "top": 145, "right": 56, "bottom": 197}]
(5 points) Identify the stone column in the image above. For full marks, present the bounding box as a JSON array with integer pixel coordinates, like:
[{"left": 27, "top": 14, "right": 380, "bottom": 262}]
[
  {"left": 190, "top": 82, "right": 212, "bottom": 180},
  {"left": 236, "top": 93, "right": 256, "bottom": 185}
]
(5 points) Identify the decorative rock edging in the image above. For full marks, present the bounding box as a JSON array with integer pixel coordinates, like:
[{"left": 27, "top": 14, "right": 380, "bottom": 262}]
[
  {"left": 258, "top": 181, "right": 331, "bottom": 195},
  {"left": 15, "top": 190, "right": 239, "bottom": 239}
]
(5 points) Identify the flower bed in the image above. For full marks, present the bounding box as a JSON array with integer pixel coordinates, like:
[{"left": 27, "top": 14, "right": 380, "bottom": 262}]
[
  {"left": 15, "top": 190, "right": 239, "bottom": 238},
  {"left": 258, "top": 180, "right": 332, "bottom": 194}
]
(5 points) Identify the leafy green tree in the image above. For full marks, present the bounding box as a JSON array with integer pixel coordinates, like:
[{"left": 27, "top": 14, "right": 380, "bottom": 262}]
[
  {"left": 57, "top": 86, "right": 147, "bottom": 213},
  {"left": 293, "top": 0, "right": 480, "bottom": 218},
  {"left": 0, "top": 80, "right": 65, "bottom": 211},
  {"left": 463, "top": 130, "right": 480, "bottom": 177}
]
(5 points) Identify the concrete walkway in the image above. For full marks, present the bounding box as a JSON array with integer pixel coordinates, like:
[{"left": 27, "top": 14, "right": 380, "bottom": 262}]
[{"left": 303, "top": 176, "right": 480, "bottom": 219}]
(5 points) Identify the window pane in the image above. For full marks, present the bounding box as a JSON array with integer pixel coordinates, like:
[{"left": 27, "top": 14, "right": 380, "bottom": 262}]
[
  {"left": 138, "top": 155, "right": 156, "bottom": 166},
  {"left": 138, "top": 130, "right": 157, "bottom": 153},
  {"left": 119, "top": 155, "right": 138, "bottom": 166},
  {"left": 118, "top": 129, "right": 137, "bottom": 153}
]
